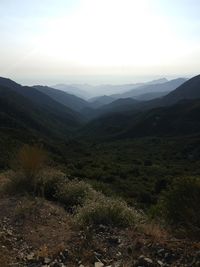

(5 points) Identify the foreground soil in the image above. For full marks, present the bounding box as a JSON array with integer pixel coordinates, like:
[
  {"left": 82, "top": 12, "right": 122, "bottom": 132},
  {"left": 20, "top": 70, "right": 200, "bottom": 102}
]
[{"left": 0, "top": 196, "right": 199, "bottom": 267}]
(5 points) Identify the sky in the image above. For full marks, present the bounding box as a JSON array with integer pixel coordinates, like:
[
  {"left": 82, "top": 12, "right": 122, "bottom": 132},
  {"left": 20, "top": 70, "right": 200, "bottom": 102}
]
[{"left": 0, "top": 0, "right": 200, "bottom": 85}]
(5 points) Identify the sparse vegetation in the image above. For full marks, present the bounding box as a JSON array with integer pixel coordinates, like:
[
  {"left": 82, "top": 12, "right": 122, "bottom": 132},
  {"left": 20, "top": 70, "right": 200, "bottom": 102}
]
[
  {"left": 2, "top": 142, "right": 200, "bottom": 237},
  {"left": 14, "top": 197, "right": 42, "bottom": 221},
  {"left": 157, "top": 177, "right": 200, "bottom": 237}
]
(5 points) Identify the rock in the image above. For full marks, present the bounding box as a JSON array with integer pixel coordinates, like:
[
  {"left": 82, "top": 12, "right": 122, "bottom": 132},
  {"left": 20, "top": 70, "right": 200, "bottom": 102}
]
[
  {"left": 95, "top": 262, "right": 104, "bottom": 267},
  {"left": 27, "top": 252, "right": 35, "bottom": 261},
  {"left": 157, "top": 260, "right": 164, "bottom": 266},
  {"left": 44, "top": 257, "right": 51, "bottom": 264},
  {"left": 94, "top": 251, "right": 102, "bottom": 258},
  {"left": 112, "top": 260, "right": 122, "bottom": 267},
  {"left": 144, "top": 257, "right": 153, "bottom": 264},
  {"left": 99, "top": 224, "right": 107, "bottom": 231},
  {"left": 157, "top": 248, "right": 165, "bottom": 255},
  {"left": 137, "top": 255, "right": 154, "bottom": 266},
  {"left": 116, "top": 251, "right": 122, "bottom": 259}
]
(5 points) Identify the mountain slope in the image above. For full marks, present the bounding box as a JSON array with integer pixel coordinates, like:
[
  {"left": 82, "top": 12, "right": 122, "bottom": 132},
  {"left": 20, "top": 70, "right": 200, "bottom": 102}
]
[
  {"left": 0, "top": 85, "right": 80, "bottom": 141},
  {"left": 134, "top": 91, "right": 170, "bottom": 101},
  {"left": 33, "top": 85, "right": 90, "bottom": 111},
  {"left": 52, "top": 84, "right": 91, "bottom": 99},
  {"left": 78, "top": 112, "right": 136, "bottom": 139},
  {"left": 121, "top": 99, "right": 200, "bottom": 138},
  {"left": 81, "top": 78, "right": 187, "bottom": 120},
  {"left": 99, "top": 98, "right": 139, "bottom": 112},
  {"left": 81, "top": 98, "right": 140, "bottom": 120},
  {"left": 141, "top": 75, "right": 200, "bottom": 110},
  {"left": 80, "top": 99, "right": 200, "bottom": 140},
  {"left": 160, "top": 75, "right": 200, "bottom": 105},
  {"left": 0, "top": 77, "right": 83, "bottom": 129},
  {"left": 0, "top": 78, "right": 84, "bottom": 167},
  {"left": 79, "top": 75, "right": 200, "bottom": 140},
  {"left": 88, "top": 95, "right": 115, "bottom": 108}
]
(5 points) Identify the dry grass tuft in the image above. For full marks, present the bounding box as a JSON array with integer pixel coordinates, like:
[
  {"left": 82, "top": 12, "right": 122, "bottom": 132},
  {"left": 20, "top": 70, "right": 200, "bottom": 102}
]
[
  {"left": 16, "top": 144, "right": 47, "bottom": 178},
  {"left": 139, "top": 221, "right": 169, "bottom": 243}
]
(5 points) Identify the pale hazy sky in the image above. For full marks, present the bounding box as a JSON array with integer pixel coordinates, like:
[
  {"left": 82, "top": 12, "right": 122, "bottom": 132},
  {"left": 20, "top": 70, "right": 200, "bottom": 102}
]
[{"left": 0, "top": 0, "right": 200, "bottom": 85}]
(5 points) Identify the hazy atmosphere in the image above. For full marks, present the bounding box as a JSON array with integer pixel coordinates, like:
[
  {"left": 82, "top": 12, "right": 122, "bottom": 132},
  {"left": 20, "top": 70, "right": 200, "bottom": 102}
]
[
  {"left": 1, "top": 1, "right": 200, "bottom": 265},
  {"left": 0, "top": 0, "right": 200, "bottom": 86}
]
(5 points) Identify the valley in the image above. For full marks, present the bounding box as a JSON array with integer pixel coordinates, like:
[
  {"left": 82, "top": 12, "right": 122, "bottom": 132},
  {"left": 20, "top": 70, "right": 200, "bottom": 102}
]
[{"left": 0, "top": 74, "right": 200, "bottom": 266}]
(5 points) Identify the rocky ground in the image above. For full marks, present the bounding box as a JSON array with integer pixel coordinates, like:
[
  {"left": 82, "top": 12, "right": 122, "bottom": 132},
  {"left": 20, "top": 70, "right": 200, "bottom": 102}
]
[{"left": 0, "top": 196, "right": 200, "bottom": 267}]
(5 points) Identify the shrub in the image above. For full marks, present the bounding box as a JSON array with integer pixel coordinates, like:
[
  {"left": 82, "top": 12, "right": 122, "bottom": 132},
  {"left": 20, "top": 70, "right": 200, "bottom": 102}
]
[
  {"left": 36, "top": 168, "right": 66, "bottom": 199},
  {"left": 75, "top": 195, "right": 141, "bottom": 227},
  {"left": 87, "top": 180, "right": 115, "bottom": 197},
  {"left": 55, "top": 179, "right": 95, "bottom": 210},
  {"left": 5, "top": 170, "right": 33, "bottom": 194},
  {"left": 5, "top": 168, "right": 66, "bottom": 198},
  {"left": 157, "top": 177, "right": 200, "bottom": 236}
]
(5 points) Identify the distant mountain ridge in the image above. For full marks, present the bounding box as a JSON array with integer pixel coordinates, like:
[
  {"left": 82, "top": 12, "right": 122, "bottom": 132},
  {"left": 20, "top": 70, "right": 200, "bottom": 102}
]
[
  {"left": 87, "top": 78, "right": 185, "bottom": 108},
  {"left": 79, "top": 75, "right": 200, "bottom": 139},
  {"left": 53, "top": 78, "right": 169, "bottom": 99},
  {"left": 88, "top": 95, "right": 115, "bottom": 108},
  {"left": 52, "top": 84, "right": 90, "bottom": 99},
  {"left": 1, "top": 75, "right": 199, "bottom": 143},
  {"left": 111, "top": 78, "right": 186, "bottom": 99}
]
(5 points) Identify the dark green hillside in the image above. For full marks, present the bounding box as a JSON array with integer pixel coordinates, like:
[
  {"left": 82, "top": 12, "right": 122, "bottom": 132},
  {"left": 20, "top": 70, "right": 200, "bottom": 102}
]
[
  {"left": 79, "top": 113, "right": 134, "bottom": 140},
  {"left": 81, "top": 98, "right": 139, "bottom": 120},
  {"left": 34, "top": 85, "right": 90, "bottom": 111},
  {"left": 121, "top": 99, "right": 200, "bottom": 138},
  {"left": 0, "top": 84, "right": 83, "bottom": 168},
  {"left": 80, "top": 99, "right": 200, "bottom": 140},
  {"left": 61, "top": 136, "right": 200, "bottom": 208},
  {"left": 1, "top": 76, "right": 200, "bottom": 214},
  {"left": 0, "top": 77, "right": 83, "bottom": 126},
  {"left": 0, "top": 86, "right": 79, "bottom": 138}
]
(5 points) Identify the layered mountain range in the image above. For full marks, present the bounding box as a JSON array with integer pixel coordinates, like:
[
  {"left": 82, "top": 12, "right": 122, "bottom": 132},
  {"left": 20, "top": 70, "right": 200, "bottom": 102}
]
[{"left": 0, "top": 75, "right": 200, "bottom": 146}]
